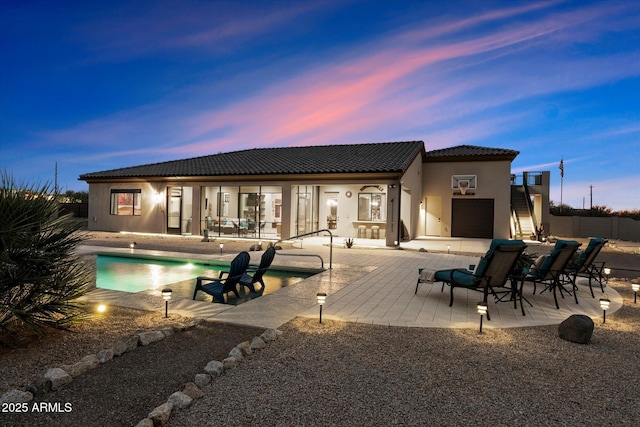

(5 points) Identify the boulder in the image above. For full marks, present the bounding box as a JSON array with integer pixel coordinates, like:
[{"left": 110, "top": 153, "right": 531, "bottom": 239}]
[
  {"left": 148, "top": 402, "right": 173, "bottom": 426},
  {"left": 0, "top": 389, "right": 33, "bottom": 404},
  {"left": 260, "top": 328, "right": 281, "bottom": 343},
  {"left": 44, "top": 368, "right": 73, "bottom": 390},
  {"left": 204, "top": 360, "right": 224, "bottom": 377},
  {"left": 138, "top": 331, "right": 165, "bottom": 346},
  {"left": 250, "top": 337, "right": 267, "bottom": 351},
  {"left": 182, "top": 382, "right": 205, "bottom": 400},
  {"left": 167, "top": 391, "right": 193, "bottom": 409},
  {"left": 558, "top": 314, "right": 594, "bottom": 344},
  {"left": 97, "top": 348, "right": 114, "bottom": 363},
  {"left": 194, "top": 373, "right": 212, "bottom": 388},
  {"left": 236, "top": 340, "right": 253, "bottom": 356}
]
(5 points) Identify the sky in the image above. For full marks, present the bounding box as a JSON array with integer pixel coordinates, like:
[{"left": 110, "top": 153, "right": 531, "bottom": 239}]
[{"left": 1, "top": 0, "right": 638, "bottom": 211}]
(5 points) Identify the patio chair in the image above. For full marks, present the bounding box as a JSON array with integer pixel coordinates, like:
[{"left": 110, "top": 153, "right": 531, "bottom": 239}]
[
  {"left": 192, "top": 251, "right": 250, "bottom": 303},
  {"left": 523, "top": 240, "right": 581, "bottom": 309},
  {"left": 434, "top": 239, "right": 527, "bottom": 319},
  {"left": 240, "top": 246, "right": 277, "bottom": 295},
  {"left": 564, "top": 237, "right": 608, "bottom": 298}
]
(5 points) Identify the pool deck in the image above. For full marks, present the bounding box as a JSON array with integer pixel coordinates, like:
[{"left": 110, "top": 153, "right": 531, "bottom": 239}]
[{"left": 78, "top": 237, "right": 622, "bottom": 330}]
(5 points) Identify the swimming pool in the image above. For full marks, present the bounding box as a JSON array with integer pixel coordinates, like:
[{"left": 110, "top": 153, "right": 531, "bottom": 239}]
[{"left": 95, "top": 254, "right": 312, "bottom": 298}]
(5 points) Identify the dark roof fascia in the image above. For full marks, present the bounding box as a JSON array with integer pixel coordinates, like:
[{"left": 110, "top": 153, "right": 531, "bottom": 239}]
[{"left": 423, "top": 145, "right": 519, "bottom": 162}]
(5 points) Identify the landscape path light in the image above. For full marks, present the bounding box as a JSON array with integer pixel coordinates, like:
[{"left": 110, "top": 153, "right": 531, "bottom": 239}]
[
  {"left": 219, "top": 243, "right": 224, "bottom": 256},
  {"left": 316, "top": 292, "right": 327, "bottom": 324},
  {"left": 599, "top": 298, "right": 610, "bottom": 324},
  {"left": 162, "top": 288, "right": 172, "bottom": 318},
  {"left": 476, "top": 301, "right": 488, "bottom": 333}
]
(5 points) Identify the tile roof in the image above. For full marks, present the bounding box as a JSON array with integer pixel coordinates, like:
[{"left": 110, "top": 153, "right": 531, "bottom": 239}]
[
  {"left": 80, "top": 141, "right": 426, "bottom": 180},
  {"left": 423, "top": 145, "right": 519, "bottom": 161}
]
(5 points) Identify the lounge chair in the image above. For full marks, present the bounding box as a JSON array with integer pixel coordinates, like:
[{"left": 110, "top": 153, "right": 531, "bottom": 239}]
[
  {"left": 192, "top": 251, "right": 250, "bottom": 303},
  {"left": 523, "top": 240, "right": 581, "bottom": 309},
  {"left": 434, "top": 239, "right": 527, "bottom": 319},
  {"left": 564, "top": 237, "right": 608, "bottom": 298},
  {"left": 240, "top": 246, "right": 277, "bottom": 294}
]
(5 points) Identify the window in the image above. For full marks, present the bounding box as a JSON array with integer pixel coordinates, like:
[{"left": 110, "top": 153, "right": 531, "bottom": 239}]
[
  {"left": 110, "top": 189, "right": 141, "bottom": 216},
  {"left": 358, "top": 193, "right": 386, "bottom": 221}
]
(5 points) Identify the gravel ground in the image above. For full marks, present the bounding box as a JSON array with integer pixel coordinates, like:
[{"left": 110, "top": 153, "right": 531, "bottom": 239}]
[{"left": 1, "top": 232, "right": 639, "bottom": 426}]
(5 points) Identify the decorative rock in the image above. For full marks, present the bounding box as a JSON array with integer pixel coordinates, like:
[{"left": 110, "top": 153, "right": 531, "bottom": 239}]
[
  {"left": 81, "top": 354, "right": 100, "bottom": 369},
  {"left": 148, "top": 402, "right": 173, "bottom": 426},
  {"left": 26, "top": 377, "right": 52, "bottom": 396},
  {"left": 182, "top": 382, "right": 205, "bottom": 400},
  {"left": 138, "top": 331, "right": 165, "bottom": 346},
  {"left": 223, "top": 356, "right": 239, "bottom": 369},
  {"left": 97, "top": 348, "right": 114, "bottom": 363},
  {"left": 161, "top": 328, "right": 174, "bottom": 338},
  {"left": 236, "top": 341, "right": 253, "bottom": 356},
  {"left": 204, "top": 360, "right": 224, "bottom": 377},
  {"left": 167, "top": 391, "right": 193, "bottom": 409},
  {"left": 250, "top": 337, "right": 267, "bottom": 351},
  {"left": 135, "top": 418, "right": 154, "bottom": 427},
  {"left": 559, "top": 314, "right": 594, "bottom": 344},
  {"left": 260, "top": 328, "right": 281, "bottom": 343},
  {"left": 44, "top": 368, "right": 73, "bottom": 390},
  {"left": 125, "top": 334, "right": 140, "bottom": 352},
  {"left": 112, "top": 339, "right": 129, "bottom": 356},
  {"left": 228, "top": 347, "right": 245, "bottom": 362},
  {"left": 0, "top": 389, "right": 33, "bottom": 404},
  {"left": 194, "top": 373, "right": 212, "bottom": 388}
]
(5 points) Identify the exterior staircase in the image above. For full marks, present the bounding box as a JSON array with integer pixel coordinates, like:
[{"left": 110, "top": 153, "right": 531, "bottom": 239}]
[{"left": 511, "top": 186, "right": 536, "bottom": 239}]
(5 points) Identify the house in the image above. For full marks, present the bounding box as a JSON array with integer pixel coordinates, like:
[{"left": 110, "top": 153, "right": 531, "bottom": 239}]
[{"left": 79, "top": 141, "right": 529, "bottom": 245}]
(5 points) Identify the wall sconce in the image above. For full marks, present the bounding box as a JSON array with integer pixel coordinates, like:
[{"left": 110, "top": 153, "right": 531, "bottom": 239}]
[
  {"left": 599, "top": 298, "right": 610, "bottom": 324},
  {"left": 154, "top": 191, "right": 164, "bottom": 205},
  {"left": 219, "top": 243, "right": 224, "bottom": 256},
  {"left": 631, "top": 283, "right": 639, "bottom": 304},
  {"left": 162, "top": 289, "right": 172, "bottom": 318},
  {"left": 316, "top": 292, "right": 327, "bottom": 324},
  {"left": 477, "top": 301, "right": 488, "bottom": 333}
]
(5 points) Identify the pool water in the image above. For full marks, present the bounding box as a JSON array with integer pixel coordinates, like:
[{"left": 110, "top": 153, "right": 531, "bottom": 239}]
[{"left": 95, "top": 255, "right": 311, "bottom": 298}]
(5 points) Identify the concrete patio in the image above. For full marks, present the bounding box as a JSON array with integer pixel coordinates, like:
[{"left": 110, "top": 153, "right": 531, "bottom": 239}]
[{"left": 79, "top": 236, "right": 622, "bottom": 330}]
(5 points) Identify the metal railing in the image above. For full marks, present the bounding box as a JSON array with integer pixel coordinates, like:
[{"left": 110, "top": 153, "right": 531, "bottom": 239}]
[{"left": 276, "top": 229, "right": 333, "bottom": 269}]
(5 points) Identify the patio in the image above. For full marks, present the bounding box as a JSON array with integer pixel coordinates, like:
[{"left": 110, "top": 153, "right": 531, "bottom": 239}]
[{"left": 79, "top": 236, "right": 622, "bottom": 329}]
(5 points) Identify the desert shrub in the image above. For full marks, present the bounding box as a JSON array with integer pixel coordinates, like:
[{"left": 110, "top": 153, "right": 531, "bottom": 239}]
[{"left": 0, "top": 173, "right": 92, "bottom": 346}]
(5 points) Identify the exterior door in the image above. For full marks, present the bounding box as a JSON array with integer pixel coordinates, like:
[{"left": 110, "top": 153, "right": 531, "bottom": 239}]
[
  {"left": 426, "top": 196, "right": 441, "bottom": 236},
  {"left": 451, "top": 199, "right": 494, "bottom": 238},
  {"left": 167, "top": 188, "right": 182, "bottom": 235}
]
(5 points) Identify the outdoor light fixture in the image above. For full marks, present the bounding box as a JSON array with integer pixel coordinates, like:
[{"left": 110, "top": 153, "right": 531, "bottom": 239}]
[
  {"left": 603, "top": 267, "right": 611, "bottom": 283},
  {"left": 316, "top": 292, "right": 327, "bottom": 324},
  {"left": 130, "top": 241, "right": 137, "bottom": 249},
  {"left": 599, "top": 298, "right": 610, "bottom": 324},
  {"left": 219, "top": 243, "right": 224, "bottom": 256},
  {"left": 97, "top": 304, "right": 107, "bottom": 313},
  {"left": 477, "top": 301, "right": 488, "bottom": 333},
  {"left": 162, "top": 288, "right": 172, "bottom": 318},
  {"left": 632, "top": 283, "right": 639, "bottom": 304},
  {"left": 447, "top": 244, "right": 451, "bottom": 254}
]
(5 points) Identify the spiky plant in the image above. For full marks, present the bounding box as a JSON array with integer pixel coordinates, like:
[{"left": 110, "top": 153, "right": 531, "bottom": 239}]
[{"left": 0, "top": 172, "right": 92, "bottom": 346}]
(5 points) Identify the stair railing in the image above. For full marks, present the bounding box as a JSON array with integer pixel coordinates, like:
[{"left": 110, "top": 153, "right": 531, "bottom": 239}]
[{"left": 275, "top": 229, "right": 333, "bottom": 269}]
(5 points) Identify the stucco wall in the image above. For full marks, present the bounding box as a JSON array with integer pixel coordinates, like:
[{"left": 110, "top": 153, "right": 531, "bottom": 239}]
[
  {"left": 548, "top": 215, "right": 640, "bottom": 241},
  {"left": 422, "top": 160, "right": 513, "bottom": 239},
  {"left": 87, "top": 182, "right": 166, "bottom": 233}
]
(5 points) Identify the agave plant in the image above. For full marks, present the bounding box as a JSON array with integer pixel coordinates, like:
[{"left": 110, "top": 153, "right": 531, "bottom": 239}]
[{"left": 0, "top": 172, "right": 93, "bottom": 345}]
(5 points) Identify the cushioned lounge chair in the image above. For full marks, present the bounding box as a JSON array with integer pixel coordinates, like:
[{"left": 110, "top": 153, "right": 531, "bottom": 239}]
[
  {"left": 564, "top": 237, "right": 608, "bottom": 298},
  {"left": 192, "top": 251, "right": 250, "bottom": 303},
  {"left": 240, "top": 246, "right": 276, "bottom": 295},
  {"left": 434, "top": 239, "right": 527, "bottom": 319},
  {"left": 523, "top": 240, "right": 581, "bottom": 309}
]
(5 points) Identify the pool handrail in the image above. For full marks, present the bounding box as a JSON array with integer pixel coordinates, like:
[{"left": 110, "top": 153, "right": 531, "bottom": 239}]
[{"left": 276, "top": 229, "right": 333, "bottom": 269}]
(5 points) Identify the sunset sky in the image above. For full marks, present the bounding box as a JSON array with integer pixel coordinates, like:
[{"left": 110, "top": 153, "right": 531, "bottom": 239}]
[{"left": 1, "top": 0, "right": 638, "bottom": 210}]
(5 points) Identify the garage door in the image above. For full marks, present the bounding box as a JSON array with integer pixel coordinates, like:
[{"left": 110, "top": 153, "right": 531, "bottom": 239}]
[{"left": 451, "top": 199, "right": 494, "bottom": 238}]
